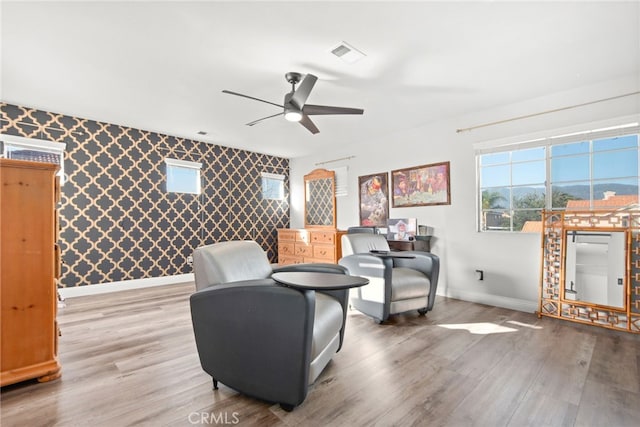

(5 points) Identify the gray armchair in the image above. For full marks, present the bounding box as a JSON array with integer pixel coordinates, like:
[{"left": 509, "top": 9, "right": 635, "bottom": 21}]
[
  {"left": 339, "top": 233, "right": 439, "bottom": 323},
  {"left": 190, "top": 240, "right": 349, "bottom": 411}
]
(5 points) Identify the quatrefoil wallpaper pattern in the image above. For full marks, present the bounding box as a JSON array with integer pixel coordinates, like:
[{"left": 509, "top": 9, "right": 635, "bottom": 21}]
[{"left": 1, "top": 103, "right": 290, "bottom": 288}]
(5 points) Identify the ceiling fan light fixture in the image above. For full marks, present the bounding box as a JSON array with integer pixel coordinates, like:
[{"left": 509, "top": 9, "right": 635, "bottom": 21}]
[{"left": 284, "top": 110, "right": 303, "bottom": 122}]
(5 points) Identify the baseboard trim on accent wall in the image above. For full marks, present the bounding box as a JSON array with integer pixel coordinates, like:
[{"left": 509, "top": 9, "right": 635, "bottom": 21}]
[
  {"left": 58, "top": 274, "right": 195, "bottom": 299},
  {"left": 441, "top": 288, "right": 538, "bottom": 314}
]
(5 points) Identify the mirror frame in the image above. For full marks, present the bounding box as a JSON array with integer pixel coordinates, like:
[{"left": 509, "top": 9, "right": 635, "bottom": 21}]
[
  {"left": 538, "top": 209, "right": 640, "bottom": 334},
  {"left": 303, "top": 168, "right": 337, "bottom": 229}
]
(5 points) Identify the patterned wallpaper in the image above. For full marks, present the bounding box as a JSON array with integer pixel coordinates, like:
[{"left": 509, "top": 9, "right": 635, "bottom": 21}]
[{"left": 1, "top": 103, "right": 290, "bottom": 288}]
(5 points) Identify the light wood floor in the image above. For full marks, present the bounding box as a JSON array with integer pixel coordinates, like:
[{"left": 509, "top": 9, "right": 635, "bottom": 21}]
[{"left": 2, "top": 283, "right": 640, "bottom": 427}]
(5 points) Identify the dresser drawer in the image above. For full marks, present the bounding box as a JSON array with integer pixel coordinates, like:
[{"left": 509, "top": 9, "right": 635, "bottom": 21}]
[
  {"left": 310, "top": 231, "right": 335, "bottom": 244},
  {"left": 295, "top": 230, "right": 310, "bottom": 244},
  {"left": 278, "top": 230, "right": 297, "bottom": 241},
  {"left": 278, "top": 242, "right": 295, "bottom": 256},
  {"left": 279, "top": 255, "right": 303, "bottom": 265},
  {"left": 295, "top": 243, "right": 313, "bottom": 257},
  {"left": 313, "top": 245, "right": 334, "bottom": 261}
]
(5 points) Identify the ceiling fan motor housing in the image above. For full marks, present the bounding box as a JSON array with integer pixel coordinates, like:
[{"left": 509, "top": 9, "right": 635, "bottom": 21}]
[
  {"left": 285, "top": 72, "right": 302, "bottom": 85},
  {"left": 222, "top": 71, "right": 363, "bottom": 134}
]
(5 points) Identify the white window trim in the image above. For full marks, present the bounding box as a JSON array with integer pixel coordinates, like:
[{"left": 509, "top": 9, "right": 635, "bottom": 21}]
[
  {"left": 0, "top": 133, "right": 67, "bottom": 182},
  {"left": 164, "top": 157, "right": 202, "bottom": 194},
  {"left": 260, "top": 171, "right": 285, "bottom": 201},
  {"left": 1, "top": 134, "right": 67, "bottom": 152},
  {"left": 164, "top": 158, "right": 202, "bottom": 170},
  {"left": 260, "top": 172, "right": 285, "bottom": 181},
  {"left": 475, "top": 116, "right": 640, "bottom": 233}
]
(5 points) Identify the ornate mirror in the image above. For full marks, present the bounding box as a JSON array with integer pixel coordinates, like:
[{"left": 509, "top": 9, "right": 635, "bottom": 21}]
[
  {"left": 304, "top": 168, "right": 336, "bottom": 228},
  {"left": 539, "top": 210, "right": 640, "bottom": 334}
]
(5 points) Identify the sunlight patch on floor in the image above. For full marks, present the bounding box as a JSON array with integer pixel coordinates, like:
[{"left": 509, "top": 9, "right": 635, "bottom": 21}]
[
  {"left": 506, "top": 320, "right": 543, "bottom": 329},
  {"left": 437, "top": 322, "right": 518, "bottom": 335}
]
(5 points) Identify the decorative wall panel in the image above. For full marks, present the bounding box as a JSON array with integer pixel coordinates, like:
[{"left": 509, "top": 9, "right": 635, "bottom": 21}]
[{"left": 1, "top": 103, "right": 290, "bottom": 288}]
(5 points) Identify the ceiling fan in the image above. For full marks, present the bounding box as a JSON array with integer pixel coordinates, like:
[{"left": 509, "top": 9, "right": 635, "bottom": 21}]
[{"left": 222, "top": 72, "right": 364, "bottom": 135}]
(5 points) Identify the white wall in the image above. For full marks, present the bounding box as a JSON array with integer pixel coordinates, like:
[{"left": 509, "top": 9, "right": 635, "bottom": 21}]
[{"left": 290, "top": 74, "right": 640, "bottom": 313}]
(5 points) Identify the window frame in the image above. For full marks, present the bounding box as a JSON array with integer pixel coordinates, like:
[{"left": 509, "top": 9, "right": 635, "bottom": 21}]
[
  {"left": 260, "top": 171, "right": 285, "bottom": 201},
  {"left": 476, "top": 122, "right": 640, "bottom": 233},
  {"left": 0, "top": 134, "right": 67, "bottom": 183},
  {"left": 164, "top": 157, "right": 202, "bottom": 195}
]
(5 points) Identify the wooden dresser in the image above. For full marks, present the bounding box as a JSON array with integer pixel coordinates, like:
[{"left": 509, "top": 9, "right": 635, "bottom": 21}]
[
  {"left": 277, "top": 228, "right": 346, "bottom": 265},
  {"left": 1, "top": 158, "right": 62, "bottom": 386}
]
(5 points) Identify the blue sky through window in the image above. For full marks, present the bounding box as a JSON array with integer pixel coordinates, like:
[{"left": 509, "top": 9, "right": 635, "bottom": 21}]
[{"left": 479, "top": 132, "right": 639, "bottom": 232}]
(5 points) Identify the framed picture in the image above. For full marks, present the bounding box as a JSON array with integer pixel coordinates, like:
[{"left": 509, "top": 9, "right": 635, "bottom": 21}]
[
  {"left": 391, "top": 161, "right": 451, "bottom": 207},
  {"left": 358, "top": 172, "right": 389, "bottom": 226},
  {"left": 387, "top": 218, "right": 417, "bottom": 241}
]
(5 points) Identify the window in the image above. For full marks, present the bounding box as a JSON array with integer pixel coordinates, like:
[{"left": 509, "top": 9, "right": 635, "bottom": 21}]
[
  {"left": 261, "top": 172, "right": 285, "bottom": 201},
  {"left": 165, "top": 158, "right": 202, "bottom": 194},
  {"left": 330, "top": 166, "right": 348, "bottom": 197},
  {"left": 477, "top": 123, "right": 640, "bottom": 232},
  {"left": 1, "top": 134, "right": 66, "bottom": 182}
]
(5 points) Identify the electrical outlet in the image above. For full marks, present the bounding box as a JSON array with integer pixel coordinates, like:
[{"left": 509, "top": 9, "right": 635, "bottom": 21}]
[{"left": 187, "top": 255, "right": 193, "bottom": 266}]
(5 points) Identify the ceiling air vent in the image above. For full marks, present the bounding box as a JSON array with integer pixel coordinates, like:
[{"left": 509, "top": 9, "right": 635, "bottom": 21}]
[{"left": 330, "top": 41, "right": 366, "bottom": 64}]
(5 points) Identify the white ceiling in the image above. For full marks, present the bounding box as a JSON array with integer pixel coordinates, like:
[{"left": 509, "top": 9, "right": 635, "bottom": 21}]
[{"left": 2, "top": 1, "right": 639, "bottom": 158}]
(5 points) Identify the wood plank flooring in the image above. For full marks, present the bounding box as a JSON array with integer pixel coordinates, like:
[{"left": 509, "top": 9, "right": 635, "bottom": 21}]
[{"left": 2, "top": 282, "right": 640, "bottom": 426}]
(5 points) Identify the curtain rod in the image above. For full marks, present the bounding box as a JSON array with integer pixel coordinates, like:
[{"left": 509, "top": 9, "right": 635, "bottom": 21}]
[
  {"left": 456, "top": 91, "right": 640, "bottom": 133},
  {"left": 315, "top": 155, "right": 355, "bottom": 166}
]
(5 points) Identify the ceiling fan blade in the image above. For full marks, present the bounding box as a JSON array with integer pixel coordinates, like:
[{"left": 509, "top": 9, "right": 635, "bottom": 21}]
[
  {"left": 246, "top": 112, "right": 284, "bottom": 126},
  {"left": 299, "top": 114, "right": 320, "bottom": 134},
  {"left": 290, "top": 74, "right": 318, "bottom": 109},
  {"left": 222, "top": 90, "right": 283, "bottom": 109},
  {"left": 303, "top": 104, "right": 364, "bottom": 116}
]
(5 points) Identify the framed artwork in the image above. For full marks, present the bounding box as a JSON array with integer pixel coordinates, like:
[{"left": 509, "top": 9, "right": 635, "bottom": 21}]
[
  {"left": 358, "top": 172, "right": 389, "bottom": 226},
  {"left": 387, "top": 218, "right": 417, "bottom": 241},
  {"left": 391, "top": 161, "right": 451, "bottom": 207}
]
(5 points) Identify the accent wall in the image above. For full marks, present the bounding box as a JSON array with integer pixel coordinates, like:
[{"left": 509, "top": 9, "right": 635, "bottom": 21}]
[{"left": 1, "top": 103, "right": 290, "bottom": 288}]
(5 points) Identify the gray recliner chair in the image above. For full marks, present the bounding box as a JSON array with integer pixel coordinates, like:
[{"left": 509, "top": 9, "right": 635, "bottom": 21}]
[
  {"left": 339, "top": 233, "right": 439, "bottom": 323},
  {"left": 190, "top": 240, "right": 349, "bottom": 411}
]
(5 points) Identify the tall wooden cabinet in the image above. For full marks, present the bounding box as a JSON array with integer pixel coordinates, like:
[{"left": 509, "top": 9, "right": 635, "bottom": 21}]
[{"left": 1, "top": 158, "right": 62, "bottom": 386}]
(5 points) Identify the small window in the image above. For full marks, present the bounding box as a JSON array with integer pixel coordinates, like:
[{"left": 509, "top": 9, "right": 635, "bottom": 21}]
[
  {"left": 261, "top": 172, "right": 285, "bottom": 201},
  {"left": 1, "top": 134, "right": 66, "bottom": 182},
  {"left": 330, "top": 166, "right": 348, "bottom": 197},
  {"left": 165, "top": 158, "right": 202, "bottom": 194}
]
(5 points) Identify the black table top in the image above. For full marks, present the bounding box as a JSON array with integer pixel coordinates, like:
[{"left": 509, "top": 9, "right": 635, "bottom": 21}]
[
  {"left": 368, "top": 250, "right": 416, "bottom": 259},
  {"left": 271, "top": 272, "right": 369, "bottom": 290}
]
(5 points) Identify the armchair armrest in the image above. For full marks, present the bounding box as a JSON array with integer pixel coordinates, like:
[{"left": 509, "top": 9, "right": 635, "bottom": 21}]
[
  {"left": 392, "top": 252, "right": 439, "bottom": 275},
  {"left": 271, "top": 262, "right": 349, "bottom": 350},
  {"left": 393, "top": 252, "right": 440, "bottom": 310},
  {"left": 338, "top": 254, "right": 389, "bottom": 278},
  {"left": 190, "top": 278, "right": 315, "bottom": 407}
]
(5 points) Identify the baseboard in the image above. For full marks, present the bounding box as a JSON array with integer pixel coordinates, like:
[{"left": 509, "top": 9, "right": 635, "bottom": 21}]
[
  {"left": 58, "top": 273, "right": 195, "bottom": 299},
  {"left": 440, "top": 288, "right": 538, "bottom": 313}
]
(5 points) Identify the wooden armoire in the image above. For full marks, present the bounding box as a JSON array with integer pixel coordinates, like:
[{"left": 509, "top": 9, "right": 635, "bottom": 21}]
[{"left": 0, "top": 158, "right": 62, "bottom": 386}]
